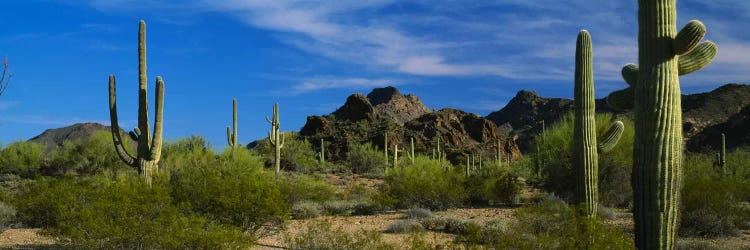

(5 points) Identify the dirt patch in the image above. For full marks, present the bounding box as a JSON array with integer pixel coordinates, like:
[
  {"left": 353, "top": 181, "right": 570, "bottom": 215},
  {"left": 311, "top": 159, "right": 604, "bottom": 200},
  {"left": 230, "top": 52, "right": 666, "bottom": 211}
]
[{"left": 0, "top": 229, "right": 57, "bottom": 249}]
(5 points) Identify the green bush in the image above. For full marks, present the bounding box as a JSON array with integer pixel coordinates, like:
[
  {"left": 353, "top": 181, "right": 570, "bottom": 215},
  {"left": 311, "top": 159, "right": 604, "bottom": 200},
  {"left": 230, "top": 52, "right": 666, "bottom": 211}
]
[
  {"left": 253, "top": 132, "right": 319, "bottom": 172},
  {"left": 385, "top": 219, "right": 424, "bottom": 233},
  {"left": 679, "top": 150, "right": 750, "bottom": 237},
  {"left": 0, "top": 201, "right": 16, "bottom": 233},
  {"left": 0, "top": 141, "right": 45, "bottom": 178},
  {"left": 347, "top": 142, "right": 387, "bottom": 175},
  {"left": 286, "top": 220, "right": 395, "bottom": 250},
  {"left": 14, "top": 176, "right": 253, "bottom": 249},
  {"left": 476, "top": 196, "right": 634, "bottom": 249},
  {"left": 170, "top": 148, "right": 289, "bottom": 237},
  {"left": 292, "top": 201, "right": 323, "bottom": 219},
  {"left": 161, "top": 135, "right": 216, "bottom": 171},
  {"left": 281, "top": 174, "right": 337, "bottom": 206},
  {"left": 534, "top": 113, "right": 634, "bottom": 207},
  {"left": 464, "top": 167, "right": 523, "bottom": 206},
  {"left": 43, "top": 131, "right": 133, "bottom": 176},
  {"left": 382, "top": 156, "right": 467, "bottom": 210}
]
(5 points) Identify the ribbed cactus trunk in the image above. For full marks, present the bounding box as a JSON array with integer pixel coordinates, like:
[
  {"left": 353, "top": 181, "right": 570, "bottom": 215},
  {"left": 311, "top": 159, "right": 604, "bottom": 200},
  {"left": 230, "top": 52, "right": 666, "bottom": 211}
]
[
  {"left": 108, "top": 20, "right": 164, "bottom": 186},
  {"left": 266, "top": 103, "right": 284, "bottom": 178},
  {"left": 602, "top": 0, "right": 717, "bottom": 247},
  {"left": 573, "top": 30, "right": 598, "bottom": 217},
  {"left": 718, "top": 133, "right": 726, "bottom": 174},
  {"left": 393, "top": 144, "right": 398, "bottom": 168},
  {"left": 319, "top": 138, "right": 326, "bottom": 164},
  {"left": 384, "top": 132, "right": 389, "bottom": 169},
  {"left": 227, "top": 99, "right": 238, "bottom": 151},
  {"left": 409, "top": 137, "right": 415, "bottom": 163}
]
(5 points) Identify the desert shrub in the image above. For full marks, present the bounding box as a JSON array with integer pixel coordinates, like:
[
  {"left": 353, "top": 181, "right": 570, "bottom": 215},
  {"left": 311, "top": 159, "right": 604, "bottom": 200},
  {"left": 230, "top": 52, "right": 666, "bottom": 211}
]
[
  {"left": 43, "top": 131, "right": 133, "bottom": 176},
  {"left": 322, "top": 200, "right": 355, "bottom": 216},
  {"left": 476, "top": 196, "right": 634, "bottom": 249},
  {"left": 14, "top": 176, "right": 253, "bottom": 249},
  {"left": 161, "top": 135, "right": 216, "bottom": 171},
  {"left": 347, "top": 142, "right": 387, "bottom": 175},
  {"left": 292, "top": 201, "right": 323, "bottom": 219},
  {"left": 679, "top": 151, "right": 750, "bottom": 237},
  {"left": 382, "top": 156, "right": 467, "bottom": 210},
  {"left": 170, "top": 150, "right": 288, "bottom": 237},
  {"left": 534, "top": 113, "right": 634, "bottom": 207},
  {"left": 464, "top": 167, "right": 523, "bottom": 206},
  {"left": 253, "top": 132, "right": 319, "bottom": 172},
  {"left": 406, "top": 207, "right": 433, "bottom": 219},
  {"left": 0, "top": 201, "right": 16, "bottom": 233},
  {"left": 0, "top": 141, "right": 45, "bottom": 178},
  {"left": 281, "top": 174, "right": 337, "bottom": 205},
  {"left": 385, "top": 219, "right": 424, "bottom": 233},
  {"left": 286, "top": 220, "right": 395, "bottom": 250},
  {"left": 676, "top": 240, "right": 724, "bottom": 250},
  {"left": 351, "top": 200, "right": 378, "bottom": 216}
]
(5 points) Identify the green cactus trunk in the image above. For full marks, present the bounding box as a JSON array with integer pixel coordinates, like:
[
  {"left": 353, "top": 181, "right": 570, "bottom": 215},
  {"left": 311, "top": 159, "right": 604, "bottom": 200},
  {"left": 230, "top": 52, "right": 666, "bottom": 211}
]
[
  {"left": 384, "top": 132, "right": 389, "bottom": 169},
  {"left": 266, "top": 103, "right": 284, "bottom": 178},
  {"left": 409, "top": 137, "right": 415, "bottom": 163},
  {"left": 573, "top": 30, "right": 598, "bottom": 217},
  {"left": 393, "top": 143, "right": 398, "bottom": 168},
  {"left": 719, "top": 133, "right": 726, "bottom": 175},
  {"left": 319, "top": 138, "right": 326, "bottom": 164},
  {"left": 227, "top": 98, "right": 238, "bottom": 151},
  {"left": 108, "top": 20, "right": 164, "bottom": 186}
]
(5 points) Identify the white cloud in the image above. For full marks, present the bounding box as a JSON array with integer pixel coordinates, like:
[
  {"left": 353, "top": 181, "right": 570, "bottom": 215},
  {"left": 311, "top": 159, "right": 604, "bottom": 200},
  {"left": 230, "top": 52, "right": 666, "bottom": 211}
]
[{"left": 286, "top": 77, "right": 398, "bottom": 95}]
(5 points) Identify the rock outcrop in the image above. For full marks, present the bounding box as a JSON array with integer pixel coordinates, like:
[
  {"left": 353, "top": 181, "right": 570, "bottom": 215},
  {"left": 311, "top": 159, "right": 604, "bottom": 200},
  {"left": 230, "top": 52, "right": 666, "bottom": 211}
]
[{"left": 28, "top": 123, "right": 110, "bottom": 150}]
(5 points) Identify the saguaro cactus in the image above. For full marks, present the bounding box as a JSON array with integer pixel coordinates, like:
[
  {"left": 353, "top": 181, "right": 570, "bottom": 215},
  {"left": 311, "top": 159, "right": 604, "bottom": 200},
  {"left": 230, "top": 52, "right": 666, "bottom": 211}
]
[
  {"left": 384, "top": 132, "right": 389, "bottom": 168},
  {"left": 408, "top": 137, "right": 415, "bottom": 163},
  {"left": 393, "top": 144, "right": 399, "bottom": 168},
  {"left": 318, "top": 138, "right": 326, "bottom": 164},
  {"left": 108, "top": 20, "right": 164, "bottom": 186},
  {"left": 573, "top": 30, "right": 599, "bottom": 217},
  {"left": 605, "top": 1, "right": 717, "bottom": 248},
  {"left": 715, "top": 133, "right": 726, "bottom": 174},
  {"left": 266, "top": 103, "right": 284, "bottom": 177},
  {"left": 227, "top": 99, "right": 238, "bottom": 151}
]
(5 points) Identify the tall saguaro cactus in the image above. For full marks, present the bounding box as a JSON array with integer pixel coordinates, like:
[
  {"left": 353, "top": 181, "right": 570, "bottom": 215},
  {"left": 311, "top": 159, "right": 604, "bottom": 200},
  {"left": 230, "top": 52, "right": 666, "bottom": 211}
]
[
  {"left": 715, "top": 133, "right": 726, "bottom": 174},
  {"left": 605, "top": 1, "right": 717, "bottom": 248},
  {"left": 318, "top": 138, "right": 326, "bottom": 164},
  {"left": 227, "top": 99, "right": 238, "bottom": 150},
  {"left": 573, "top": 30, "right": 599, "bottom": 217},
  {"left": 266, "top": 103, "right": 284, "bottom": 177},
  {"left": 108, "top": 20, "right": 164, "bottom": 186}
]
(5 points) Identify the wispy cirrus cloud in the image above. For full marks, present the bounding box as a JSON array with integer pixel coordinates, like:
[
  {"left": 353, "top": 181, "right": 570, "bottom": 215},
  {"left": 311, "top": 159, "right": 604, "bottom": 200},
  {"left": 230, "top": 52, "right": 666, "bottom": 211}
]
[
  {"left": 71, "top": 0, "right": 750, "bottom": 87},
  {"left": 284, "top": 76, "right": 399, "bottom": 95}
]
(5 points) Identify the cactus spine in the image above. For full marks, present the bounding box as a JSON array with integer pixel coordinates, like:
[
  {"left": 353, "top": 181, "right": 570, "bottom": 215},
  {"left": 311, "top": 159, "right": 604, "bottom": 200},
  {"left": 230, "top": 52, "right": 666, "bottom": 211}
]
[
  {"left": 108, "top": 20, "right": 164, "bottom": 186},
  {"left": 604, "top": 1, "right": 718, "bottom": 248},
  {"left": 227, "top": 99, "right": 238, "bottom": 151},
  {"left": 266, "top": 103, "right": 284, "bottom": 177},
  {"left": 573, "top": 30, "right": 598, "bottom": 217}
]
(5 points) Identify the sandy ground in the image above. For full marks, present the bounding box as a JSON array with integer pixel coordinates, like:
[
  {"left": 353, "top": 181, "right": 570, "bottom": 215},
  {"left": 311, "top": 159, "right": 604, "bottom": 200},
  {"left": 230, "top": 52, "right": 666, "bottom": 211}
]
[{"left": 1, "top": 208, "right": 748, "bottom": 249}]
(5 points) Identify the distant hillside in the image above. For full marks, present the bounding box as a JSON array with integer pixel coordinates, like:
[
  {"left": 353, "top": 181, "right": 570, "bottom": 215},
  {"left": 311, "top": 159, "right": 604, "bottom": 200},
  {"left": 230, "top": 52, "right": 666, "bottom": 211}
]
[
  {"left": 298, "top": 86, "right": 521, "bottom": 163},
  {"left": 28, "top": 123, "right": 110, "bottom": 150},
  {"left": 484, "top": 83, "right": 750, "bottom": 153}
]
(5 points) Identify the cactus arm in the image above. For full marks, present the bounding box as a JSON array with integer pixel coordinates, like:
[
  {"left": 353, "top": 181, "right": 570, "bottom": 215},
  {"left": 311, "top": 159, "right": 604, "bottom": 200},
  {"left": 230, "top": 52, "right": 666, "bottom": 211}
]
[
  {"left": 598, "top": 121, "right": 625, "bottom": 153},
  {"left": 227, "top": 126, "right": 233, "bottom": 147},
  {"left": 622, "top": 64, "right": 639, "bottom": 86},
  {"left": 148, "top": 77, "right": 164, "bottom": 162},
  {"left": 678, "top": 41, "right": 718, "bottom": 75},
  {"left": 673, "top": 20, "right": 706, "bottom": 55},
  {"left": 108, "top": 75, "right": 136, "bottom": 167},
  {"left": 128, "top": 128, "right": 140, "bottom": 141}
]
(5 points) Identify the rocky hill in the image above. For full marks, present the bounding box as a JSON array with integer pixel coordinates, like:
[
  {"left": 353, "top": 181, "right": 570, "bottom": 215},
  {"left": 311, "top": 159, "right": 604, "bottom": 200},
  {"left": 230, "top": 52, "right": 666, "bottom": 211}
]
[
  {"left": 300, "top": 86, "right": 521, "bottom": 163},
  {"left": 28, "top": 122, "right": 110, "bottom": 150},
  {"left": 485, "top": 83, "right": 750, "bottom": 153}
]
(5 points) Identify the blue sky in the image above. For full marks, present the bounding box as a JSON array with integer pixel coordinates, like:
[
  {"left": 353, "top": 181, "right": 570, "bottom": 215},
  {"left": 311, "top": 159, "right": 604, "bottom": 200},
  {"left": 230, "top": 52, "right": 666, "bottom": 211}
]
[{"left": 1, "top": 0, "right": 749, "bottom": 150}]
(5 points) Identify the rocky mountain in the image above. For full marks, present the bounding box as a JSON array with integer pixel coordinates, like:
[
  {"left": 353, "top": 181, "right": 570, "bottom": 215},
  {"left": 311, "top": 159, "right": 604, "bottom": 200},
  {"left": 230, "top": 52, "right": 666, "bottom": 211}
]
[
  {"left": 687, "top": 97, "right": 750, "bottom": 152},
  {"left": 28, "top": 122, "right": 110, "bottom": 149},
  {"left": 300, "top": 86, "right": 520, "bottom": 163},
  {"left": 485, "top": 83, "right": 750, "bottom": 153}
]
